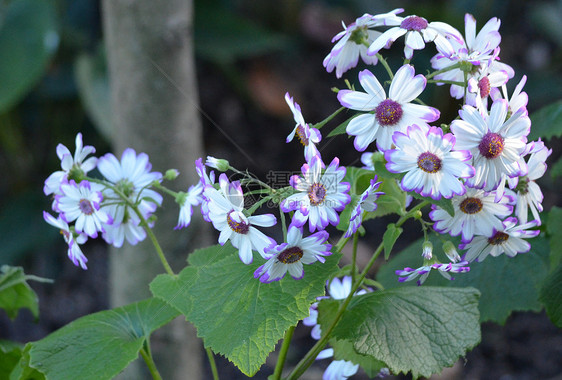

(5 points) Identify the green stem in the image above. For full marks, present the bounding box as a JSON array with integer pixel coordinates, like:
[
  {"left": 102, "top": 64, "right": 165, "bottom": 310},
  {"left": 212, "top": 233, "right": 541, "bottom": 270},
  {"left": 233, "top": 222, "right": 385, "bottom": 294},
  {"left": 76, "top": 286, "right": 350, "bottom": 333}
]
[
  {"left": 285, "top": 201, "right": 429, "bottom": 380},
  {"left": 280, "top": 206, "right": 288, "bottom": 242},
  {"left": 229, "top": 167, "right": 273, "bottom": 191},
  {"left": 313, "top": 107, "right": 345, "bottom": 130},
  {"left": 206, "top": 347, "right": 219, "bottom": 380},
  {"left": 376, "top": 53, "right": 394, "bottom": 80},
  {"left": 140, "top": 347, "right": 163, "bottom": 380},
  {"left": 247, "top": 195, "right": 274, "bottom": 215},
  {"left": 272, "top": 325, "right": 296, "bottom": 380},
  {"left": 351, "top": 232, "right": 359, "bottom": 284},
  {"left": 427, "top": 79, "right": 465, "bottom": 86},
  {"left": 425, "top": 62, "right": 462, "bottom": 80}
]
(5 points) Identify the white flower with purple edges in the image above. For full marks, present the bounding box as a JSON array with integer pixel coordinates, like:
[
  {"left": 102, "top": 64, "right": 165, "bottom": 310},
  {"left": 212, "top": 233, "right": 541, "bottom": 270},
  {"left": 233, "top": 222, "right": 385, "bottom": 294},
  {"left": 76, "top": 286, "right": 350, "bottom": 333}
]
[
  {"left": 285, "top": 92, "right": 322, "bottom": 162},
  {"left": 204, "top": 174, "right": 276, "bottom": 264},
  {"left": 430, "top": 14, "right": 511, "bottom": 99},
  {"left": 508, "top": 141, "right": 550, "bottom": 224},
  {"left": 385, "top": 125, "right": 474, "bottom": 200},
  {"left": 451, "top": 100, "right": 530, "bottom": 191},
  {"left": 344, "top": 177, "right": 383, "bottom": 237},
  {"left": 316, "top": 349, "right": 359, "bottom": 380},
  {"left": 281, "top": 156, "right": 350, "bottom": 232},
  {"left": 253, "top": 225, "right": 331, "bottom": 283},
  {"left": 367, "top": 13, "right": 463, "bottom": 59},
  {"left": 460, "top": 217, "right": 540, "bottom": 262},
  {"left": 97, "top": 149, "right": 163, "bottom": 247},
  {"left": 44, "top": 133, "right": 98, "bottom": 196},
  {"left": 396, "top": 261, "right": 470, "bottom": 285},
  {"left": 323, "top": 10, "right": 403, "bottom": 78},
  {"left": 175, "top": 182, "right": 203, "bottom": 230},
  {"left": 430, "top": 187, "right": 513, "bottom": 243},
  {"left": 337, "top": 65, "right": 440, "bottom": 151},
  {"left": 195, "top": 157, "right": 216, "bottom": 222},
  {"left": 492, "top": 75, "right": 528, "bottom": 115},
  {"left": 43, "top": 211, "right": 89, "bottom": 269},
  {"left": 55, "top": 180, "right": 110, "bottom": 239},
  {"left": 466, "top": 52, "right": 511, "bottom": 109}
]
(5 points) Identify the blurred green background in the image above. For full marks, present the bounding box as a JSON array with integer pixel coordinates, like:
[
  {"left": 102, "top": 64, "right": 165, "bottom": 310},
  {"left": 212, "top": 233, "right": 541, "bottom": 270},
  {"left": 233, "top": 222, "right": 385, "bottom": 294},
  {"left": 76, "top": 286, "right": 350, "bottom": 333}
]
[{"left": 1, "top": 0, "right": 561, "bottom": 378}]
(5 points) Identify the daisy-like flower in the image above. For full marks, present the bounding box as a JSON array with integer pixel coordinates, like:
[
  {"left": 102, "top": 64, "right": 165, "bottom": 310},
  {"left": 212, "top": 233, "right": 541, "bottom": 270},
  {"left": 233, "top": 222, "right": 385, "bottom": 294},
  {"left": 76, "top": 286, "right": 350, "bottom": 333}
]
[
  {"left": 43, "top": 211, "right": 89, "bottom": 269},
  {"left": 205, "top": 174, "right": 276, "bottom": 264},
  {"left": 385, "top": 125, "right": 474, "bottom": 200},
  {"left": 492, "top": 75, "right": 528, "bottom": 115},
  {"left": 338, "top": 65, "right": 440, "bottom": 151},
  {"left": 367, "top": 13, "right": 462, "bottom": 59},
  {"left": 97, "top": 149, "right": 163, "bottom": 247},
  {"left": 460, "top": 217, "right": 540, "bottom": 262},
  {"left": 195, "top": 157, "right": 216, "bottom": 222},
  {"left": 44, "top": 133, "right": 98, "bottom": 196},
  {"left": 55, "top": 180, "right": 110, "bottom": 239},
  {"left": 174, "top": 182, "right": 203, "bottom": 229},
  {"left": 316, "top": 349, "right": 359, "bottom": 380},
  {"left": 281, "top": 156, "right": 350, "bottom": 232},
  {"left": 430, "top": 14, "right": 509, "bottom": 99},
  {"left": 344, "top": 178, "right": 383, "bottom": 237},
  {"left": 323, "top": 10, "right": 403, "bottom": 78},
  {"left": 285, "top": 93, "right": 322, "bottom": 162},
  {"left": 466, "top": 52, "right": 511, "bottom": 109},
  {"left": 451, "top": 100, "right": 530, "bottom": 191},
  {"left": 253, "top": 225, "right": 331, "bottom": 283},
  {"left": 508, "top": 141, "right": 551, "bottom": 224},
  {"left": 429, "top": 187, "right": 513, "bottom": 243},
  {"left": 395, "top": 261, "right": 470, "bottom": 285}
]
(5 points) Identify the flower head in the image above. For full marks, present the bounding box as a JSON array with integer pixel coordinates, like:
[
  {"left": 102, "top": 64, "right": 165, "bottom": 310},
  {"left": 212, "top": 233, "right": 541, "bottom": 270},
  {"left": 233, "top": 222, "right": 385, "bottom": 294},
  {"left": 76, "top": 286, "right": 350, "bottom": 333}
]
[
  {"left": 338, "top": 65, "right": 439, "bottom": 151},
  {"left": 344, "top": 178, "right": 383, "bottom": 237},
  {"left": 55, "top": 180, "right": 110, "bottom": 239},
  {"left": 460, "top": 217, "right": 540, "bottom": 262},
  {"left": 323, "top": 10, "right": 403, "bottom": 78},
  {"left": 385, "top": 125, "right": 474, "bottom": 199},
  {"left": 281, "top": 156, "right": 350, "bottom": 232},
  {"left": 253, "top": 225, "right": 331, "bottom": 283},
  {"left": 175, "top": 182, "right": 203, "bottom": 229},
  {"left": 195, "top": 157, "right": 216, "bottom": 222},
  {"left": 285, "top": 93, "right": 322, "bottom": 162},
  {"left": 451, "top": 100, "right": 530, "bottom": 191},
  {"left": 396, "top": 261, "right": 470, "bottom": 285},
  {"left": 43, "top": 211, "right": 89, "bottom": 269},
  {"left": 430, "top": 187, "right": 513, "bottom": 243},
  {"left": 44, "top": 133, "right": 98, "bottom": 196},
  {"left": 204, "top": 174, "right": 276, "bottom": 264},
  {"left": 367, "top": 13, "right": 462, "bottom": 59}
]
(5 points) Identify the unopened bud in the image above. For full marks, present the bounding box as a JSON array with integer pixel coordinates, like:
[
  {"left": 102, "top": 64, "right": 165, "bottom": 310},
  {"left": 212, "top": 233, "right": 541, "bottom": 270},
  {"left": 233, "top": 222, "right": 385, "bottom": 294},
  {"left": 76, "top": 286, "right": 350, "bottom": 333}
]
[
  {"left": 206, "top": 156, "right": 229, "bottom": 172},
  {"left": 443, "top": 241, "right": 461, "bottom": 263},
  {"left": 422, "top": 241, "right": 433, "bottom": 260},
  {"left": 164, "top": 169, "right": 180, "bottom": 180}
]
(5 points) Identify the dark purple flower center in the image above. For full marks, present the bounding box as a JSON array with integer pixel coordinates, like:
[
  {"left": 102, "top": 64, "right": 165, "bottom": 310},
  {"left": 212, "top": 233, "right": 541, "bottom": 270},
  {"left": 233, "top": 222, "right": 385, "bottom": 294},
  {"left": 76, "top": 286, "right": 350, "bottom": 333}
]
[
  {"left": 277, "top": 246, "right": 304, "bottom": 264},
  {"left": 488, "top": 231, "right": 509, "bottom": 245},
  {"left": 296, "top": 125, "right": 309, "bottom": 146},
  {"left": 308, "top": 183, "right": 327, "bottom": 206},
  {"left": 459, "top": 197, "right": 483, "bottom": 215},
  {"left": 79, "top": 199, "right": 95, "bottom": 215},
  {"left": 479, "top": 132, "right": 504, "bottom": 159},
  {"left": 400, "top": 16, "right": 428, "bottom": 31},
  {"left": 417, "top": 152, "right": 442, "bottom": 173},
  {"left": 227, "top": 211, "right": 250, "bottom": 234},
  {"left": 478, "top": 76, "right": 491, "bottom": 98},
  {"left": 375, "top": 99, "right": 403, "bottom": 126}
]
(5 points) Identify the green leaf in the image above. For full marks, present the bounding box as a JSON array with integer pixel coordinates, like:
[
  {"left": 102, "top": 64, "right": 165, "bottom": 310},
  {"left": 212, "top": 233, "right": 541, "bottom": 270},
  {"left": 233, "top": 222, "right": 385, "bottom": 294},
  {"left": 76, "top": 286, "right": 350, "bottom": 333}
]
[
  {"left": 0, "top": 340, "right": 22, "bottom": 379},
  {"left": 26, "top": 298, "right": 178, "bottom": 380},
  {"left": 0, "top": 266, "right": 39, "bottom": 320},
  {"left": 528, "top": 100, "right": 562, "bottom": 140},
  {"left": 539, "top": 262, "right": 562, "bottom": 328},
  {"left": 0, "top": 0, "right": 58, "bottom": 112},
  {"left": 9, "top": 344, "right": 44, "bottom": 380},
  {"left": 547, "top": 207, "right": 562, "bottom": 268},
  {"left": 383, "top": 224, "right": 402, "bottom": 260},
  {"left": 368, "top": 177, "right": 406, "bottom": 218},
  {"left": 150, "top": 243, "right": 340, "bottom": 376},
  {"left": 377, "top": 235, "right": 550, "bottom": 324},
  {"left": 318, "top": 287, "right": 481, "bottom": 379},
  {"left": 330, "top": 339, "right": 386, "bottom": 377},
  {"left": 327, "top": 115, "right": 355, "bottom": 137},
  {"left": 336, "top": 167, "right": 376, "bottom": 232}
]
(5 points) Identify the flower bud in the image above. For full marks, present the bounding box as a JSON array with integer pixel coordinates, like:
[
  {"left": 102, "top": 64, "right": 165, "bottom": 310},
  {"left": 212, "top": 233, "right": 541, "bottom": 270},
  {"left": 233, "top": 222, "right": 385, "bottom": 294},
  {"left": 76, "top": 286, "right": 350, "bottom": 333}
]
[
  {"left": 422, "top": 241, "right": 433, "bottom": 260},
  {"left": 206, "top": 156, "right": 229, "bottom": 172},
  {"left": 442, "top": 241, "right": 461, "bottom": 263},
  {"left": 164, "top": 169, "right": 180, "bottom": 180}
]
